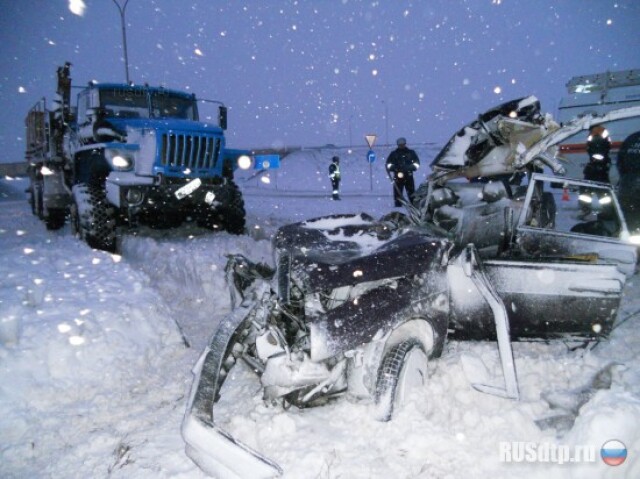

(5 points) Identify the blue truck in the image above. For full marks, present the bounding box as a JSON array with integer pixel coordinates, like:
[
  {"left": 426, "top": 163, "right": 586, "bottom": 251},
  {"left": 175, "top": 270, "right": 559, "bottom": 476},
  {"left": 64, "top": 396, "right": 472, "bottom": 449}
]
[{"left": 24, "top": 62, "right": 252, "bottom": 251}]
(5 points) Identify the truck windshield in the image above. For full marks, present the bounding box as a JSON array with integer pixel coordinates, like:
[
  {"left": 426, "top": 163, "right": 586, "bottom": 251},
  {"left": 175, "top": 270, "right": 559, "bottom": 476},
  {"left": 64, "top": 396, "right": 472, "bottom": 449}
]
[
  {"left": 150, "top": 91, "right": 197, "bottom": 120},
  {"left": 100, "top": 88, "right": 149, "bottom": 119},
  {"left": 98, "top": 88, "right": 197, "bottom": 120}
]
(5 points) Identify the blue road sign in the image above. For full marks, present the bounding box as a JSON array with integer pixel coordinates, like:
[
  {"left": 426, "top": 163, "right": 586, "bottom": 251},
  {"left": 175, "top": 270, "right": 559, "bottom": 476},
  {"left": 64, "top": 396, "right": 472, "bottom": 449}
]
[
  {"left": 367, "top": 150, "right": 376, "bottom": 164},
  {"left": 254, "top": 154, "right": 281, "bottom": 170}
]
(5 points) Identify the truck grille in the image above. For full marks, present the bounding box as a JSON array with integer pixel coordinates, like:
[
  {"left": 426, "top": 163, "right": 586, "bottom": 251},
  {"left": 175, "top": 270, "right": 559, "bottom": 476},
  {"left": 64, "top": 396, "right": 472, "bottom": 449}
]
[{"left": 160, "top": 133, "right": 221, "bottom": 170}]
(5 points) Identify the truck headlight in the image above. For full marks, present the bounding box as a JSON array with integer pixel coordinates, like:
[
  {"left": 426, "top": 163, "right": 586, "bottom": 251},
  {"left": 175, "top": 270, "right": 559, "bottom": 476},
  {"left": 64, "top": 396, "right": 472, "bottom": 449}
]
[
  {"left": 106, "top": 149, "right": 134, "bottom": 171},
  {"left": 112, "top": 154, "right": 132, "bottom": 169},
  {"left": 238, "top": 155, "right": 253, "bottom": 170}
]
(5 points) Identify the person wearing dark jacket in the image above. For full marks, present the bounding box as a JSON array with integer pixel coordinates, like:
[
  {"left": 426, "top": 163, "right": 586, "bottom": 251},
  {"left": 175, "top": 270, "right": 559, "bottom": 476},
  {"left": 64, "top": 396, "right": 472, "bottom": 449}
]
[
  {"left": 386, "top": 137, "right": 420, "bottom": 207},
  {"left": 616, "top": 130, "right": 640, "bottom": 234},
  {"left": 329, "top": 156, "right": 341, "bottom": 200},
  {"left": 583, "top": 125, "right": 612, "bottom": 184}
]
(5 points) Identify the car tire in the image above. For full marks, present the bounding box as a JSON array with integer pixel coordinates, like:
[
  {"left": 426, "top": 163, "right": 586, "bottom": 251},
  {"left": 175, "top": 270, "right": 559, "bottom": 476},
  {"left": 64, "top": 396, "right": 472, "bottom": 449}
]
[{"left": 373, "top": 338, "right": 429, "bottom": 422}]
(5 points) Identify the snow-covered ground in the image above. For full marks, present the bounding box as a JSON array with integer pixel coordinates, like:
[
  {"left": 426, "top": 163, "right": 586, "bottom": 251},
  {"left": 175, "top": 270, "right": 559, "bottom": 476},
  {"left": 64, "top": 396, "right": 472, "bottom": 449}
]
[{"left": 1, "top": 148, "right": 639, "bottom": 479}]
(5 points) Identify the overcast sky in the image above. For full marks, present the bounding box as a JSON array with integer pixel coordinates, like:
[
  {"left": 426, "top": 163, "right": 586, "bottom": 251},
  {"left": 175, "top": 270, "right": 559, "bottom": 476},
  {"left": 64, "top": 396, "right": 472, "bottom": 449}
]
[{"left": 1, "top": 0, "right": 639, "bottom": 162}]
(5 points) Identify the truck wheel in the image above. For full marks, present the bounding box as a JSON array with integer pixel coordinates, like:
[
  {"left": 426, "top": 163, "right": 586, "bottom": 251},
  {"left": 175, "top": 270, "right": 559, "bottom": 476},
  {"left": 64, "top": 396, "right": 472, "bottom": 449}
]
[
  {"left": 199, "top": 182, "right": 246, "bottom": 234},
  {"left": 71, "top": 184, "right": 117, "bottom": 252},
  {"left": 32, "top": 182, "right": 44, "bottom": 219},
  {"left": 219, "top": 186, "right": 246, "bottom": 234},
  {"left": 373, "top": 338, "right": 429, "bottom": 422},
  {"left": 45, "top": 209, "right": 66, "bottom": 230},
  {"left": 28, "top": 187, "right": 36, "bottom": 215}
]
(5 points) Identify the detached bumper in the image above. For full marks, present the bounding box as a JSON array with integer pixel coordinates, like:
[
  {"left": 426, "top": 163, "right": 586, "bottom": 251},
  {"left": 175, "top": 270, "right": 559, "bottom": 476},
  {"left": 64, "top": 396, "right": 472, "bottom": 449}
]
[
  {"left": 182, "top": 415, "right": 281, "bottom": 479},
  {"left": 182, "top": 306, "right": 282, "bottom": 479}
]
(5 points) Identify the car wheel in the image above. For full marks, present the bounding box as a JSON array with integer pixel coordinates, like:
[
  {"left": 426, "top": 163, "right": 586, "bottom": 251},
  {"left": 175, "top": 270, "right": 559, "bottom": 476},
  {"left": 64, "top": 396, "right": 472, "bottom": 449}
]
[{"left": 373, "top": 338, "right": 429, "bottom": 422}]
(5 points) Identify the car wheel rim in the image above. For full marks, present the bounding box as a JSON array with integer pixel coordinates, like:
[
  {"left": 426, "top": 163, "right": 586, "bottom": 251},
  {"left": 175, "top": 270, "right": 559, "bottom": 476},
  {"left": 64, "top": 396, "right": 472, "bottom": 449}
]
[{"left": 396, "top": 347, "right": 428, "bottom": 406}]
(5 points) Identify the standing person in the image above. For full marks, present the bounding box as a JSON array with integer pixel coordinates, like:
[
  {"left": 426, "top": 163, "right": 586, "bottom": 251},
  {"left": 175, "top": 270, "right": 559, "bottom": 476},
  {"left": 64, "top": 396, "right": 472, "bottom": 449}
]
[
  {"left": 328, "top": 156, "right": 341, "bottom": 200},
  {"left": 616, "top": 131, "right": 640, "bottom": 235},
  {"left": 578, "top": 125, "right": 612, "bottom": 218},
  {"left": 583, "top": 125, "right": 612, "bottom": 183},
  {"left": 386, "top": 137, "right": 420, "bottom": 207}
]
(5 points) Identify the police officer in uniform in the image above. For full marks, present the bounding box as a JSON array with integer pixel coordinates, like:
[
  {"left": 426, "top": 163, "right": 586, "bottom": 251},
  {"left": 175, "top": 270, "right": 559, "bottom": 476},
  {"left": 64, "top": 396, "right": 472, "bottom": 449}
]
[
  {"left": 329, "top": 156, "right": 341, "bottom": 200},
  {"left": 386, "top": 137, "right": 420, "bottom": 207},
  {"left": 583, "top": 125, "right": 612, "bottom": 184}
]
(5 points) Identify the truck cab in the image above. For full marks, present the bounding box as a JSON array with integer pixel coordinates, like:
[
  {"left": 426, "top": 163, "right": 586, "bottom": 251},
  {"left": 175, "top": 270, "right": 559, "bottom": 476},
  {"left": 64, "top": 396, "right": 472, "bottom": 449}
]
[
  {"left": 25, "top": 63, "right": 251, "bottom": 252},
  {"left": 72, "top": 83, "right": 230, "bottom": 181}
]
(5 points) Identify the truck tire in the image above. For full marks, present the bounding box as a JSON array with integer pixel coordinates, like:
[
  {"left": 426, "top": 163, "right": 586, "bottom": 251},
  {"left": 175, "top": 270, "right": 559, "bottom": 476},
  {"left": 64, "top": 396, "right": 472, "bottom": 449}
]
[
  {"left": 199, "top": 182, "right": 246, "bottom": 234},
  {"left": 28, "top": 186, "right": 37, "bottom": 215},
  {"left": 71, "top": 183, "right": 117, "bottom": 252},
  {"left": 31, "top": 181, "right": 44, "bottom": 218},
  {"left": 373, "top": 338, "right": 429, "bottom": 422},
  {"left": 45, "top": 209, "right": 66, "bottom": 230}
]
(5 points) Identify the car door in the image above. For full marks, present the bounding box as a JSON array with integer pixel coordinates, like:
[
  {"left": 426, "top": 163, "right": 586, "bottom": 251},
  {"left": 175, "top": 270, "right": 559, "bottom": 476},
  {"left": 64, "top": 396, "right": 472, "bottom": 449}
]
[
  {"left": 515, "top": 173, "right": 637, "bottom": 276},
  {"left": 447, "top": 173, "right": 635, "bottom": 340}
]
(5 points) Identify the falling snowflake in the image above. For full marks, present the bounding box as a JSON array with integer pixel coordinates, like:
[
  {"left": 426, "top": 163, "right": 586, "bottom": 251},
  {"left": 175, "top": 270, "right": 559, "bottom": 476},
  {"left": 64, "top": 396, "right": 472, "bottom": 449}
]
[
  {"left": 493, "top": 86, "right": 502, "bottom": 94},
  {"left": 68, "top": 0, "right": 86, "bottom": 17}
]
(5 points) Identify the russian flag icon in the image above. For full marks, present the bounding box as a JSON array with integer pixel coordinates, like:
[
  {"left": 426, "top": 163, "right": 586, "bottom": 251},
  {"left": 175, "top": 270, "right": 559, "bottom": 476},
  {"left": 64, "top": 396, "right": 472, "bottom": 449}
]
[{"left": 601, "top": 440, "right": 627, "bottom": 466}]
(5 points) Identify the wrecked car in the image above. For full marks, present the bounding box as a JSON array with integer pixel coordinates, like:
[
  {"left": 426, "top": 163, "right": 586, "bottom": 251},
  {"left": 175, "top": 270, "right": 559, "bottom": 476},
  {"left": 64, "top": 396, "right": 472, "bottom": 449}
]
[{"left": 182, "top": 98, "right": 640, "bottom": 478}]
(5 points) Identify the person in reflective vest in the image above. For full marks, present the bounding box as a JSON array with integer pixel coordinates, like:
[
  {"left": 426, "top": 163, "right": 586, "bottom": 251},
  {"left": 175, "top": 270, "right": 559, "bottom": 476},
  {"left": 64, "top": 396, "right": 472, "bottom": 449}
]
[
  {"left": 329, "top": 156, "right": 341, "bottom": 200},
  {"left": 386, "top": 137, "right": 420, "bottom": 207},
  {"left": 584, "top": 125, "right": 612, "bottom": 184}
]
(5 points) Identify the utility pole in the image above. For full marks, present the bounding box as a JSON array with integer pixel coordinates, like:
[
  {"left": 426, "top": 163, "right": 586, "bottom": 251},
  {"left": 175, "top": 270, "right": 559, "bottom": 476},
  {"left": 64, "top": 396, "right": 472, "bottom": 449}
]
[{"left": 111, "top": 0, "right": 131, "bottom": 84}]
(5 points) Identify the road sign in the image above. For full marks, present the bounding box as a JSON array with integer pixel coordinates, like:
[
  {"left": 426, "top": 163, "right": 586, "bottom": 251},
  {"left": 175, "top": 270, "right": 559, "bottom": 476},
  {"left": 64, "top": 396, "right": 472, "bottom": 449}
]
[
  {"left": 365, "top": 134, "right": 377, "bottom": 149},
  {"left": 367, "top": 150, "right": 376, "bottom": 164}
]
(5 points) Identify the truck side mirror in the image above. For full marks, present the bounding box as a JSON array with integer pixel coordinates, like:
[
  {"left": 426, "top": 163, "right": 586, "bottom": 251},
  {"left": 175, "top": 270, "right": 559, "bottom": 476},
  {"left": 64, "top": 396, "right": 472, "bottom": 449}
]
[{"left": 219, "top": 106, "right": 227, "bottom": 130}]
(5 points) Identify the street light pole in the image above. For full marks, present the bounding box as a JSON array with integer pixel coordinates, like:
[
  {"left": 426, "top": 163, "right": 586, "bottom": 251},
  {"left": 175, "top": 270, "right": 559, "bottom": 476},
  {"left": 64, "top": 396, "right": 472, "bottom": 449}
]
[{"left": 111, "top": 0, "right": 131, "bottom": 84}]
